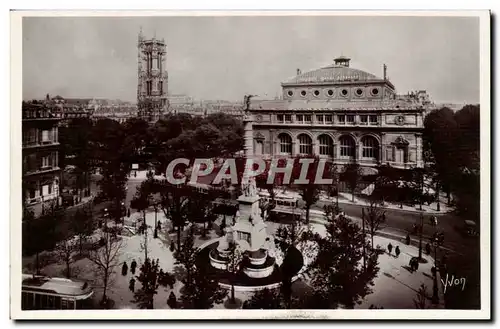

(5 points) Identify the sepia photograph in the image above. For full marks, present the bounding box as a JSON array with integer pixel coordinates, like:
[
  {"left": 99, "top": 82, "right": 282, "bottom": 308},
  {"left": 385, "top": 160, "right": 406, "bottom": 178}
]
[{"left": 10, "top": 10, "right": 490, "bottom": 320}]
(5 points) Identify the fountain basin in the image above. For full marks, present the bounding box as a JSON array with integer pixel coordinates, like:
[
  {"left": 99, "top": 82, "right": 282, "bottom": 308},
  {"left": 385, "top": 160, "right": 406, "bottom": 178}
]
[
  {"left": 197, "top": 239, "right": 304, "bottom": 291},
  {"left": 245, "top": 249, "right": 268, "bottom": 266}
]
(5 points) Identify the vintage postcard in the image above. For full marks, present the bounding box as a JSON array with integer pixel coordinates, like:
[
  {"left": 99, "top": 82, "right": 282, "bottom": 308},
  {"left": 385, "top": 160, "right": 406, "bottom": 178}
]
[{"left": 10, "top": 10, "right": 491, "bottom": 320}]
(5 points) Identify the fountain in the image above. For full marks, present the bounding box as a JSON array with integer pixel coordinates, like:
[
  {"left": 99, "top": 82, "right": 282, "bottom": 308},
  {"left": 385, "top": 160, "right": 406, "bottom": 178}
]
[
  {"left": 198, "top": 95, "right": 303, "bottom": 288},
  {"left": 209, "top": 175, "right": 278, "bottom": 278}
]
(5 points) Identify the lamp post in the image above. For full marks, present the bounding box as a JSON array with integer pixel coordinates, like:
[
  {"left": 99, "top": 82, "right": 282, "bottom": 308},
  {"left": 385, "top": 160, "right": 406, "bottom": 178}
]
[
  {"left": 418, "top": 212, "right": 424, "bottom": 261},
  {"left": 362, "top": 207, "right": 367, "bottom": 272},
  {"left": 431, "top": 236, "right": 440, "bottom": 304}
]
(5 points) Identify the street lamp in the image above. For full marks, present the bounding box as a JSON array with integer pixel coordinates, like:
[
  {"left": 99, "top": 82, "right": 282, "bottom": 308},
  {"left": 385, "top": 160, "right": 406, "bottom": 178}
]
[
  {"left": 418, "top": 212, "right": 424, "bottom": 260},
  {"left": 362, "top": 207, "right": 367, "bottom": 272},
  {"left": 431, "top": 235, "right": 441, "bottom": 304}
]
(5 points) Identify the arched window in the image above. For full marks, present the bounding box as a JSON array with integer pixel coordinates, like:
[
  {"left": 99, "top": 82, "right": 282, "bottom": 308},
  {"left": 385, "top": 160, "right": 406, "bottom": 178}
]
[
  {"left": 361, "top": 136, "right": 379, "bottom": 160},
  {"left": 339, "top": 135, "right": 356, "bottom": 158},
  {"left": 318, "top": 134, "right": 334, "bottom": 156},
  {"left": 298, "top": 134, "right": 313, "bottom": 155},
  {"left": 279, "top": 133, "right": 292, "bottom": 155}
]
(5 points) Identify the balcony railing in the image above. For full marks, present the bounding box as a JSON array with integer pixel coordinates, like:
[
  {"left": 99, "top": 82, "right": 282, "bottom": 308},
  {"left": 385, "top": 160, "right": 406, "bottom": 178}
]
[
  {"left": 22, "top": 141, "right": 59, "bottom": 149},
  {"left": 23, "top": 166, "right": 61, "bottom": 177}
]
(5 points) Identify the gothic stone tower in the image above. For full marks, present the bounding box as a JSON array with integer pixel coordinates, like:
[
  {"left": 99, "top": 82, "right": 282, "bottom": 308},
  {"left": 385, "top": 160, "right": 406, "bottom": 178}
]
[{"left": 137, "top": 29, "right": 169, "bottom": 122}]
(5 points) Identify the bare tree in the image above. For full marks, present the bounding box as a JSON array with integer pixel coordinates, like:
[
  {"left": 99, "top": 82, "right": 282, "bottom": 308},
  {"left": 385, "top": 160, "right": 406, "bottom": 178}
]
[
  {"left": 88, "top": 229, "right": 124, "bottom": 306},
  {"left": 55, "top": 239, "right": 76, "bottom": 278},
  {"left": 363, "top": 201, "right": 386, "bottom": 251}
]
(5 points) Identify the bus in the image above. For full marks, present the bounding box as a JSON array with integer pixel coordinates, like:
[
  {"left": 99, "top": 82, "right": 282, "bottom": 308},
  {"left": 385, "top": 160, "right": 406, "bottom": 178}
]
[
  {"left": 21, "top": 274, "right": 94, "bottom": 310},
  {"left": 259, "top": 190, "right": 327, "bottom": 222}
]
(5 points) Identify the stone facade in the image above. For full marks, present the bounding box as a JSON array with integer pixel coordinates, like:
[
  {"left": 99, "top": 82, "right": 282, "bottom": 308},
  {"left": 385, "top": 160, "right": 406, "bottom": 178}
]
[
  {"left": 22, "top": 103, "right": 61, "bottom": 205},
  {"left": 249, "top": 56, "right": 426, "bottom": 169}
]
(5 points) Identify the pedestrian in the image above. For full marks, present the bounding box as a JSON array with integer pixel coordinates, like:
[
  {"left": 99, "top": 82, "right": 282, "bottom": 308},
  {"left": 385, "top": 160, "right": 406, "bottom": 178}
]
[
  {"left": 405, "top": 234, "right": 411, "bottom": 245},
  {"left": 414, "top": 259, "right": 420, "bottom": 271},
  {"left": 425, "top": 242, "right": 431, "bottom": 255},
  {"left": 121, "top": 261, "right": 128, "bottom": 276},
  {"left": 387, "top": 243, "right": 393, "bottom": 255},
  {"left": 157, "top": 221, "right": 162, "bottom": 230},
  {"left": 129, "top": 277, "right": 136, "bottom": 292},
  {"left": 131, "top": 259, "right": 137, "bottom": 275},
  {"left": 408, "top": 258, "right": 414, "bottom": 273},
  {"left": 127, "top": 208, "right": 131, "bottom": 218},
  {"left": 395, "top": 246, "right": 401, "bottom": 258}
]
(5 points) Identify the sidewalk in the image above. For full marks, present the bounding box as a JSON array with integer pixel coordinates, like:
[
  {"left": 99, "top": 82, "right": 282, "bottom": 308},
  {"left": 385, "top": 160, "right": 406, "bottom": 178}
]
[
  {"left": 306, "top": 222, "right": 442, "bottom": 309},
  {"left": 277, "top": 189, "right": 452, "bottom": 215},
  {"left": 336, "top": 192, "right": 453, "bottom": 215},
  {"left": 309, "top": 214, "right": 460, "bottom": 256}
]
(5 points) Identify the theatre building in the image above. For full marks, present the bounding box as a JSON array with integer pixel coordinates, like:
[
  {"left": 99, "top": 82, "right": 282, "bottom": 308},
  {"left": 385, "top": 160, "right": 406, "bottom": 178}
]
[{"left": 250, "top": 56, "right": 427, "bottom": 170}]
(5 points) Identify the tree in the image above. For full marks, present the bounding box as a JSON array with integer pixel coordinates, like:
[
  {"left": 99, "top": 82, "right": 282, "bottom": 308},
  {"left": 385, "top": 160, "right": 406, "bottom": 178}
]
[
  {"left": 343, "top": 163, "right": 363, "bottom": 202},
  {"left": 244, "top": 288, "right": 284, "bottom": 309},
  {"left": 187, "top": 190, "right": 217, "bottom": 238},
  {"left": 373, "top": 164, "right": 399, "bottom": 205},
  {"left": 59, "top": 117, "right": 95, "bottom": 200},
  {"left": 88, "top": 227, "right": 124, "bottom": 305},
  {"left": 55, "top": 239, "right": 76, "bottom": 278},
  {"left": 180, "top": 263, "right": 228, "bottom": 309},
  {"left": 23, "top": 201, "right": 64, "bottom": 273},
  {"left": 130, "top": 177, "right": 157, "bottom": 260},
  {"left": 174, "top": 227, "right": 198, "bottom": 289},
  {"left": 227, "top": 241, "right": 244, "bottom": 304},
  {"left": 22, "top": 207, "right": 41, "bottom": 273},
  {"left": 158, "top": 180, "right": 191, "bottom": 249},
  {"left": 307, "top": 214, "right": 379, "bottom": 309},
  {"left": 202, "top": 112, "right": 244, "bottom": 157},
  {"left": 71, "top": 206, "right": 94, "bottom": 255},
  {"left": 363, "top": 202, "right": 386, "bottom": 251},
  {"left": 327, "top": 164, "right": 341, "bottom": 207},
  {"left": 423, "top": 108, "right": 458, "bottom": 205},
  {"left": 92, "top": 118, "right": 130, "bottom": 223},
  {"left": 133, "top": 258, "right": 161, "bottom": 309},
  {"left": 454, "top": 105, "right": 480, "bottom": 171},
  {"left": 275, "top": 219, "right": 314, "bottom": 309},
  {"left": 292, "top": 156, "right": 322, "bottom": 224}
]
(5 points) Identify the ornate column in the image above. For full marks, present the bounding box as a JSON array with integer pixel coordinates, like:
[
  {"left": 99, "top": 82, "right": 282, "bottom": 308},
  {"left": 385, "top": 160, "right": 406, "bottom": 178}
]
[{"left": 243, "top": 113, "right": 254, "bottom": 157}]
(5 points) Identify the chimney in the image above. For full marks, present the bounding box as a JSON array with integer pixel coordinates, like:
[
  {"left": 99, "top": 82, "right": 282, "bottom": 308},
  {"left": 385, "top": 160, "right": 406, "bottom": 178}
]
[
  {"left": 383, "top": 64, "right": 387, "bottom": 80},
  {"left": 296, "top": 68, "right": 301, "bottom": 75}
]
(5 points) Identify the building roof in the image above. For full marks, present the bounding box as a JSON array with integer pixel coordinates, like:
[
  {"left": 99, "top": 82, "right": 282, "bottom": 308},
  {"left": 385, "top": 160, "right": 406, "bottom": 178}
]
[
  {"left": 283, "top": 64, "right": 382, "bottom": 85},
  {"left": 22, "top": 274, "right": 93, "bottom": 298}
]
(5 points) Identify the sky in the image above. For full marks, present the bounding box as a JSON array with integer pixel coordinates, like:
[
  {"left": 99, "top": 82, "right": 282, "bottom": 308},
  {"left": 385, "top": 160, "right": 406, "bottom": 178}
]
[{"left": 22, "top": 15, "right": 480, "bottom": 104}]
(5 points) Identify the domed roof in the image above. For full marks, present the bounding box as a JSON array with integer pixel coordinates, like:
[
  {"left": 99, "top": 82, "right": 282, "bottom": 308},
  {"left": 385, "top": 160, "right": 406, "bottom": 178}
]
[{"left": 283, "top": 57, "right": 382, "bottom": 85}]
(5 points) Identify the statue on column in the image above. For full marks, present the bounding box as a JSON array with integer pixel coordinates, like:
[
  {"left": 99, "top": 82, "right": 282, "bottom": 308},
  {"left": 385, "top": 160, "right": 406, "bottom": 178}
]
[{"left": 241, "top": 176, "right": 257, "bottom": 197}]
